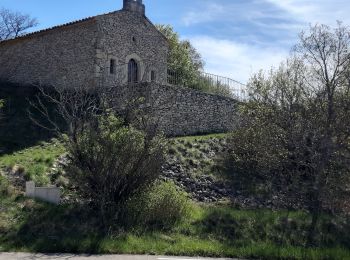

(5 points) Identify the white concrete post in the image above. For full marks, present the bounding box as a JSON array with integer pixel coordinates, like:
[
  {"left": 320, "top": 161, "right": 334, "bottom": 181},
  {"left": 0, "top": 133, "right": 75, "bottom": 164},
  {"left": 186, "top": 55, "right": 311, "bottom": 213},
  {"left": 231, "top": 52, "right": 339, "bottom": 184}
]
[{"left": 25, "top": 181, "right": 35, "bottom": 197}]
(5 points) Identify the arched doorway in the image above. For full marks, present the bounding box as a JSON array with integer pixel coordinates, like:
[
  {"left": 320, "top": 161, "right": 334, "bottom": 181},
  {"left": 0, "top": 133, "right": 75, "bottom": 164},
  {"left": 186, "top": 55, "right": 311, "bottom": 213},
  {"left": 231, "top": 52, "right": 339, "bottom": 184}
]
[{"left": 128, "top": 59, "right": 138, "bottom": 83}]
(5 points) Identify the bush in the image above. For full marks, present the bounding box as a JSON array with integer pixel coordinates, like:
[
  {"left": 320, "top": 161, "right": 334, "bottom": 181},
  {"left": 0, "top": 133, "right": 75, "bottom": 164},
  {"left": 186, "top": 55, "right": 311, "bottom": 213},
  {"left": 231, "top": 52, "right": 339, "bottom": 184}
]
[
  {"left": 65, "top": 113, "right": 166, "bottom": 223},
  {"left": 220, "top": 125, "right": 286, "bottom": 195},
  {"left": 125, "top": 181, "right": 191, "bottom": 230}
]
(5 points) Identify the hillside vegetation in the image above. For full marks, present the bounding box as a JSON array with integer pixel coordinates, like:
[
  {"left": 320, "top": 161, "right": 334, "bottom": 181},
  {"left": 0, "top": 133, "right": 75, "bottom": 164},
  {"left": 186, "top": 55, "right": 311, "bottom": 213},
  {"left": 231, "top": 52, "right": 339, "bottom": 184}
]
[
  {"left": 1, "top": 136, "right": 350, "bottom": 259},
  {"left": 1, "top": 21, "right": 350, "bottom": 259},
  {"left": 0, "top": 85, "right": 349, "bottom": 258}
]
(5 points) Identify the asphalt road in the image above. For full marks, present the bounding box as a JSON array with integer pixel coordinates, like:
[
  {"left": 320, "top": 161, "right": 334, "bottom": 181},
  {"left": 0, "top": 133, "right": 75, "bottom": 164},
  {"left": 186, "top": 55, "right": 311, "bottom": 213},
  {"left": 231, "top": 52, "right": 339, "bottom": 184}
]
[{"left": 0, "top": 253, "right": 239, "bottom": 260}]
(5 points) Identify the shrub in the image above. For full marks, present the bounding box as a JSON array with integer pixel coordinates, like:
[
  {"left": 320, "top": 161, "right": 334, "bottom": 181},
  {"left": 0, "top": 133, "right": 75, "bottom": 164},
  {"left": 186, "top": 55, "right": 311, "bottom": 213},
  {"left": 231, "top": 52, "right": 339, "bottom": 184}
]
[
  {"left": 65, "top": 113, "right": 166, "bottom": 223},
  {"left": 125, "top": 181, "right": 191, "bottom": 230},
  {"left": 220, "top": 126, "right": 285, "bottom": 194}
]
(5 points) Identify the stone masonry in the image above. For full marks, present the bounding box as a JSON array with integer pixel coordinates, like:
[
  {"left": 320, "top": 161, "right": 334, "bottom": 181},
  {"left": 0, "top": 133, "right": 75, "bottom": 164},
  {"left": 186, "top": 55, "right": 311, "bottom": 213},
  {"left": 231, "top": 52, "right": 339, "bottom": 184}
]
[
  {"left": 0, "top": 0, "right": 238, "bottom": 136},
  {"left": 0, "top": 0, "right": 168, "bottom": 89},
  {"left": 111, "top": 82, "right": 238, "bottom": 136}
]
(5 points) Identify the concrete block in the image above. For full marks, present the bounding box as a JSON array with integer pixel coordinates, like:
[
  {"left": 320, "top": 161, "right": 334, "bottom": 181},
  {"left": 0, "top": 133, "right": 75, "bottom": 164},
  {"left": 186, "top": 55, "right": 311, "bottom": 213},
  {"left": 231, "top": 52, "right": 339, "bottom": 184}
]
[
  {"left": 25, "top": 181, "right": 61, "bottom": 205},
  {"left": 25, "top": 181, "right": 35, "bottom": 197}
]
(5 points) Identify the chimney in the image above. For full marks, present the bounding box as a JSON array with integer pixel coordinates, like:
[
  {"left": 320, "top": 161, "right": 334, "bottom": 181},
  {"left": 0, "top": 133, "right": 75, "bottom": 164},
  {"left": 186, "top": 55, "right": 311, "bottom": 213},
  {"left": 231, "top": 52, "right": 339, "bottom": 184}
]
[{"left": 123, "top": 0, "right": 145, "bottom": 16}]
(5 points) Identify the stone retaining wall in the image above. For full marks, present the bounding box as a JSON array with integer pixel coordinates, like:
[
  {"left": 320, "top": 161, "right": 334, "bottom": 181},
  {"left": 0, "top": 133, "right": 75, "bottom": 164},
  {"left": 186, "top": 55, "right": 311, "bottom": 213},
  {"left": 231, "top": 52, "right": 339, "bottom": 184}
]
[
  {"left": 0, "top": 81, "right": 238, "bottom": 138},
  {"left": 112, "top": 82, "right": 238, "bottom": 136}
]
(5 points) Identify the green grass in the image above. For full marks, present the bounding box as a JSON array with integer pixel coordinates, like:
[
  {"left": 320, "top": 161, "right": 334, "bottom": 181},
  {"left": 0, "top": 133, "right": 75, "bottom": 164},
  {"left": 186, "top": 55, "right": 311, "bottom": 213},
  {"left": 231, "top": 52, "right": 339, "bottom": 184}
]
[
  {"left": 0, "top": 191, "right": 349, "bottom": 259},
  {"left": 0, "top": 140, "right": 65, "bottom": 185},
  {"left": 174, "top": 133, "right": 228, "bottom": 142},
  {"left": 168, "top": 133, "right": 227, "bottom": 178},
  {"left": 0, "top": 134, "right": 349, "bottom": 259}
]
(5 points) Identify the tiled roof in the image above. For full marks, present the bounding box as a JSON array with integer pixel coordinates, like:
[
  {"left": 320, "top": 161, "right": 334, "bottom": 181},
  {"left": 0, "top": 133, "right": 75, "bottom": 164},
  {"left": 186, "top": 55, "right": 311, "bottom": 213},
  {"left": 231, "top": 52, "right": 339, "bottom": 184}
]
[
  {"left": 0, "top": 9, "right": 168, "bottom": 45},
  {"left": 0, "top": 10, "right": 120, "bottom": 45}
]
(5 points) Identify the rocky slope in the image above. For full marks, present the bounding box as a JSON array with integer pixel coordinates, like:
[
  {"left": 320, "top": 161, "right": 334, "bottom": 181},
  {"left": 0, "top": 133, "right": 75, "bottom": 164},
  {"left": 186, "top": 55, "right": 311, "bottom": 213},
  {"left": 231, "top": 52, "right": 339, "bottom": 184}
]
[{"left": 162, "top": 136, "right": 231, "bottom": 203}]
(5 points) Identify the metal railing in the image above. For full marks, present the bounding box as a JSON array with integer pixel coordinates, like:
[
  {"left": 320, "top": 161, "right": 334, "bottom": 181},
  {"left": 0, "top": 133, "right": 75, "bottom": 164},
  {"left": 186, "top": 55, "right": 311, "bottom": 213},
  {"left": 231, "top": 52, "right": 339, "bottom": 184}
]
[
  {"left": 102, "top": 59, "right": 248, "bottom": 101},
  {"left": 166, "top": 69, "right": 247, "bottom": 100}
]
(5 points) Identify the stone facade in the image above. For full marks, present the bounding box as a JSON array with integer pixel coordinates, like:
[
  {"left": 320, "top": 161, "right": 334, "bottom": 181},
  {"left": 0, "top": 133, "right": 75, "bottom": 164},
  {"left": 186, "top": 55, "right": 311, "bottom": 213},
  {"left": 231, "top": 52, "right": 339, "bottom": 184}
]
[
  {"left": 0, "top": 0, "right": 168, "bottom": 89},
  {"left": 112, "top": 82, "right": 238, "bottom": 136},
  {"left": 0, "top": 19, "right": 98, "bottom": 88},
  {"left": 95, "top": 11, "right": 168, "bottom": 88},
  {"left": 0, "top": 0, "right": 239, "bottom": 136}
]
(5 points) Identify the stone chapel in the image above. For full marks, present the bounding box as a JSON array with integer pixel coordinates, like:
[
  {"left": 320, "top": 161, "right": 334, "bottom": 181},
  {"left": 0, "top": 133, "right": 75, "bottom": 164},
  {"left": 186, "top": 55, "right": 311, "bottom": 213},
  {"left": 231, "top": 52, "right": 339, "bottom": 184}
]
[
  {"left": 0, "top": 0, "right": 239, "bottom": 137},
  {"left": 0, "top": 0, "right": 169, "bottom": 88}
]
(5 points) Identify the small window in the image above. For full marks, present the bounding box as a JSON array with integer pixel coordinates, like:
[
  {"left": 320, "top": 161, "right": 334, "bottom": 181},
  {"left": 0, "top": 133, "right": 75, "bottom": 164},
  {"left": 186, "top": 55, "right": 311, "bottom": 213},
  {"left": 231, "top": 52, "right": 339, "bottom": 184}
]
[
  {"left": 110, "top": 59, "right": 116, "bottom": 74},
  {"left": 132, "top": 36, "right": 136, "bottom": 42},
  {"left": 151, "top": 71, "right": 156, "bottom": 82},
  {"left": 128, "top": 59, "right": 138, "bottom": 83}
]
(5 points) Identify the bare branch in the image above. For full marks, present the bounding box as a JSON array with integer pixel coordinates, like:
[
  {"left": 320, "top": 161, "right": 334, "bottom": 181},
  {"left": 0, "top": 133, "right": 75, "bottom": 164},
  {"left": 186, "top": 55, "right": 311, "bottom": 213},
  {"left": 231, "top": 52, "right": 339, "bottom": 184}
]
[{"left": 0, "top": 8, "right": 38, "bottom": 40}]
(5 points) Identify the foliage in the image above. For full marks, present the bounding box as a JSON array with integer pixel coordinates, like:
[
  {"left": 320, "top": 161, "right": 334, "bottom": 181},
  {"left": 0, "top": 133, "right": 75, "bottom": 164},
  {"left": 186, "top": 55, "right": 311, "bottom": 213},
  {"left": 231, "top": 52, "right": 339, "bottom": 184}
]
[
  {"left": 0, "top": 131, "right": 349, "bottom": 258},
  {"left": 191, "top": 75, "right": 234, "bottom": 97},
  {"left": 125, "top": 181, "right": 191, "bottom": 230},
  {"left": 174, "top": 133, "right": 228, "bottom": 142},
  {"left": 0, "top": 8, "right": 38, "bottom": 40},
  {"left": 169, "top": 134, "right": 228, "bottom": 178},
  {"left": 65, "top": 113, "right": 166, "bottom": 222},
  {"left": 222, "top": 23, "right": 350, "bottom": 246},
  {"left": 157, "top": 24, "right": 234, "bottom": 97},
  {"left": 222, "top": 126, "right": 286, "bottom": 194},
  {"left": 29, "top": 83, "right": 168, "bottom": 226},
  {"left": 157, "top": 24, "right": 204, "bottom": 88},
  {"left": 0, "top": 174, "right": 9, "bottom": 196},
  {"left": 1, "top": 193, "right": 350, "bottom": 259}
]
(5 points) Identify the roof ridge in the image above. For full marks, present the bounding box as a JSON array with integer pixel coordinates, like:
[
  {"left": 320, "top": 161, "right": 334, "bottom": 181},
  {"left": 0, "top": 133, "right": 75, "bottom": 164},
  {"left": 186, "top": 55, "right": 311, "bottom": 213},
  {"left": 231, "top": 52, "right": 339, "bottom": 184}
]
[{"left": 0, "top": 10, "right": 121, "bottom": 45}]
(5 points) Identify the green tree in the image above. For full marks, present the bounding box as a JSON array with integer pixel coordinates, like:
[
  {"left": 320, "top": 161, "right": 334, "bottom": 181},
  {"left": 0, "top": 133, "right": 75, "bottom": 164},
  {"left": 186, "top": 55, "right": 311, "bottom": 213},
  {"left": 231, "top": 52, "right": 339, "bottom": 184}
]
[
  {"left": 156, "top": 24, "right": 204, "bottom": 87},
  {"left": 157, "top": 25, "right": 233, "bottom": 97},
  {"left": 222, "top": 23, "right": 350, "bottom": 246}
]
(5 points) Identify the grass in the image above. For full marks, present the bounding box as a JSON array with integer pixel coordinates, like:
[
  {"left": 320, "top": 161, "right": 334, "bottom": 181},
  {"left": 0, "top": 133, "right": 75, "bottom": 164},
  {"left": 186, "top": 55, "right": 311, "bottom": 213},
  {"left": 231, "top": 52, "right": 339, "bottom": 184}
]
[
  {"left": 0, "top": 134, "right": 349, "bottom": 259},
  {"left": 173, "top": 133, "right": 228, "bottom": 142},
  {"left": 0, "top": 189, "right": 349, "bottom": 259},
  {"left": 0, "top": 140, "right": 65, "bottom": 185},
  {"left": 168, "top": 133, "right": 227, "bottom": 178}
]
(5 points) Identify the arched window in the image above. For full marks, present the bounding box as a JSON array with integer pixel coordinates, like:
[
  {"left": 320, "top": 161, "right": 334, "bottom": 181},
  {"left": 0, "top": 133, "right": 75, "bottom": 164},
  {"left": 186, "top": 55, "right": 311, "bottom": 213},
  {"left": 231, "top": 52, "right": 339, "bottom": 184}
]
[{"left": 128, "top": 59, "right": 138, "bottom": 83}]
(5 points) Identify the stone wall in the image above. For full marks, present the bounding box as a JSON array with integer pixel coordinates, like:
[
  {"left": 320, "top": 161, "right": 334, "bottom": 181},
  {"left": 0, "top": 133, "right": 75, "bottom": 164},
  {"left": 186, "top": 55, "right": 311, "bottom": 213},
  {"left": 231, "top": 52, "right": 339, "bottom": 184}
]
[
  {"left": 95, "top": 11, "right": 169, "bottom": 87},
  {"left": 0, "top": 19, "right": 98, "bottom": 88},
  {"left": 112, "top": 82, "right": 238, "bottom": 136},
  {"left": 0, "top": 10, "right": 169, "bottom": 89}
]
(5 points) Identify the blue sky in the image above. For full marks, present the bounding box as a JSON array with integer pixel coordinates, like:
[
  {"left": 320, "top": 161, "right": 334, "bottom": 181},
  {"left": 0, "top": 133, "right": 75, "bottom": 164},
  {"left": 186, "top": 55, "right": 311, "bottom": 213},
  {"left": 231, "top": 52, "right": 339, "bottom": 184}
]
[{"left": 1, "top": 0, "right": 349, "bottom": 83}]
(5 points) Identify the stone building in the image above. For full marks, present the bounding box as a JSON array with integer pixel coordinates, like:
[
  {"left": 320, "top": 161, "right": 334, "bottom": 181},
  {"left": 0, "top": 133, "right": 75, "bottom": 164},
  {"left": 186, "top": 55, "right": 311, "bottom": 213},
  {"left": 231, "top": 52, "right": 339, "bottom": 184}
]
[
  {"left": 0, "top": 0, "right": 239, "bottom": 136},
  {"left": 0, "top": 0, "right": 169, "bottom": 88}
]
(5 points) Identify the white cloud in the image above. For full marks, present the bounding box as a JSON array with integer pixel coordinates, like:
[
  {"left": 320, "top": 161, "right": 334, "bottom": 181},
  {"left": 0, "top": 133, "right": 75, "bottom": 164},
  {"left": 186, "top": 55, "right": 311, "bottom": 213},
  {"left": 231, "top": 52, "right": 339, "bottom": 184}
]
[
  {"left": 265, "top": 0, "right": 350, "bottom": 25},
  {"left": 182, "top": 3, "right": 225, "bottom": 26},
  {"left": 181, "top": 0, "right": 350, "bottom": 83},
  {"left": 182, "top": 0, "right": 350, "bottom": 32},
  {"left": 189, "top": 36, "right": 288, "bottom": 83}
]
